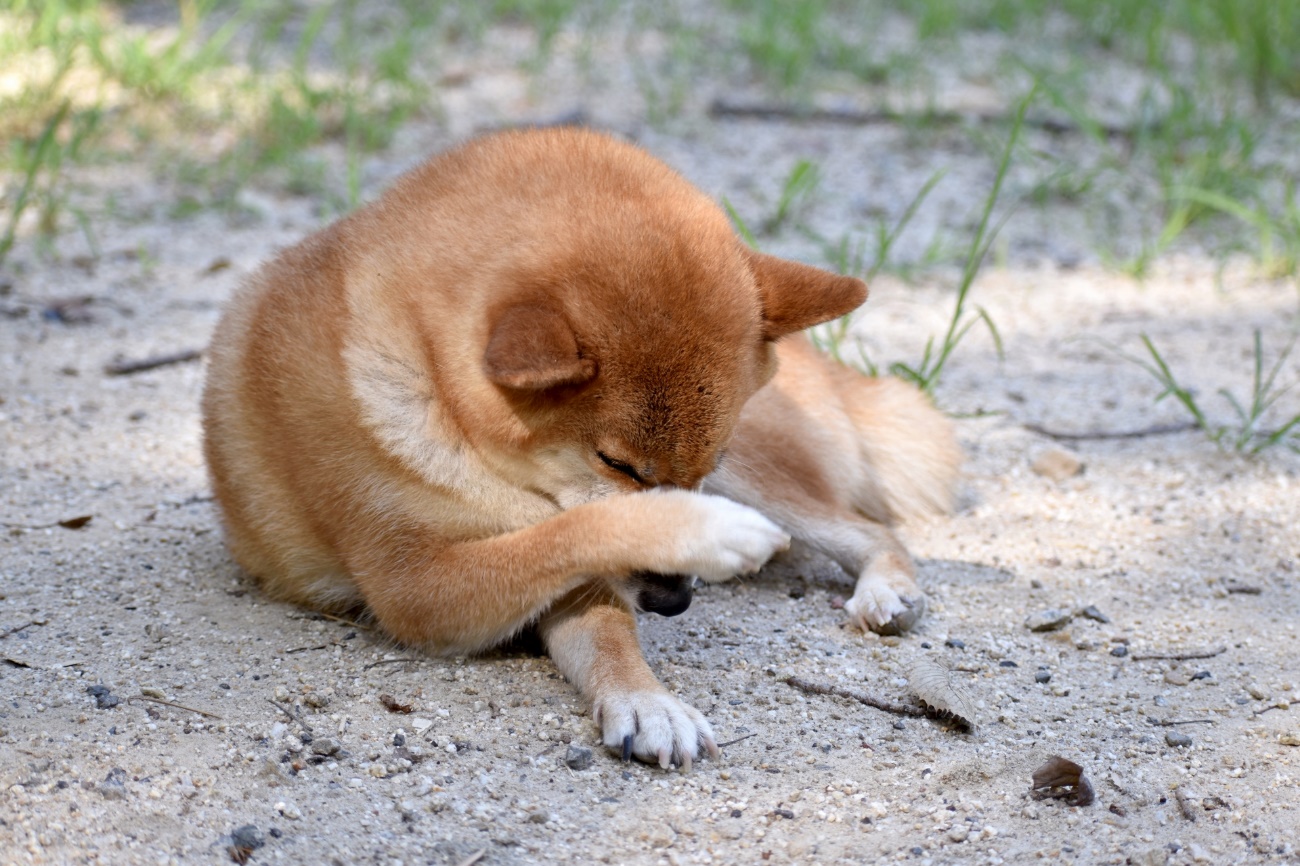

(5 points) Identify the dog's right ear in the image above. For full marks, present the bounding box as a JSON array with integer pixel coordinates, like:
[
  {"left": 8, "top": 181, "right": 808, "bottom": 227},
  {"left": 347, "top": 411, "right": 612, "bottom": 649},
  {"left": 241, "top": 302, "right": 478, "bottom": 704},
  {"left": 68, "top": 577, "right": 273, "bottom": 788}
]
[
  {"left": 745, "top": 249, "right": 868, "bottom": 341},
  {"left": 483, "top": 304, "right": 596, "bottom": 391}
]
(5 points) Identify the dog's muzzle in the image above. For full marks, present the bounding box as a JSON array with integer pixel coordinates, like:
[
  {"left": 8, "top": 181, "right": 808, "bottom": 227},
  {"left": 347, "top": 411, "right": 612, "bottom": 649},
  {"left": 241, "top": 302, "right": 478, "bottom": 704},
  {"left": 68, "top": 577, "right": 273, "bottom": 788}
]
[{"left": 631, "top": 572, "right": 695, "bottom": 617}]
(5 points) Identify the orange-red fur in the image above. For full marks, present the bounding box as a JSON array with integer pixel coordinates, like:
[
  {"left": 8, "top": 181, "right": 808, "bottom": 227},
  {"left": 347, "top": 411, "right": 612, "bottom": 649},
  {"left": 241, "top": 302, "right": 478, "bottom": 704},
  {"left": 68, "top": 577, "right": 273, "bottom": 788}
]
[{"left": 202, "top": 128, "right": 958, "bottom": 770}]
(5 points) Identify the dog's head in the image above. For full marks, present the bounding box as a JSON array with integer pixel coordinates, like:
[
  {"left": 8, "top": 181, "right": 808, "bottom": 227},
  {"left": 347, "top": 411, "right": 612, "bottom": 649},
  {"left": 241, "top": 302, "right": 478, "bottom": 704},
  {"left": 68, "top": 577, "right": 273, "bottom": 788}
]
[{"left": 470, "top": 130, "right": 866, "bottom": 510}]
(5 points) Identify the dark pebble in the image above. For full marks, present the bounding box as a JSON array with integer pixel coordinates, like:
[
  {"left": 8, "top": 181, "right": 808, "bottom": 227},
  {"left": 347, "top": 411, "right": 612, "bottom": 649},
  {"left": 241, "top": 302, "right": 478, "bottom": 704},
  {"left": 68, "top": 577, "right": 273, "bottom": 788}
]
[
  {"left": 1110, "top": 646, "right": 1128, "bottom": 658},
  {"left": 731, "top": 809, "right": 743, "bottom": 818},
  {"left": 1153, "top": 695, "right": 1168, "bottom": 707},
  {"left": 219, "top": 683, "right": 231, "bottom": 690},
  {"left": 564, "top": 744, "right": 594, "bottom": 771},
  {"left": 788, "top": 586, "right": 805, "bottom": 599},
  {"left": 230, "top": 825, "right": 264, "bottom": 850},
  {"left": 1191, "top": 670, "right": 1212, "bottom": 681},
  {"left": 1035, "top": 670, "right": 1052, "bottom": 684},
  {"left": 393, "top": 731, "right": 406, "bottom": 747},
  {"left": 892, "top": 720, "right": 906, "bottom": 730},
  {"left": 912, "top": 846, "right": 925, "bottom": 856},
  {"left": 1079, "top": 605, "right": 1111, "bottom": 624},
  {"left": 1166, "top": 731, "right": 1192, "bottom": 748},
  {"left": 86, "top": 685, "right": 119, "bottom": 710},
  {"left": 269, "top": 828, "right": 282, "bottom": 839},
  {"left": 773, "top": 809, "right": 795, "bottom": 820},
  {"left": 944, "top": 639, "right": 965, "bottom": 649},
  {"left": 1000, "top": 660, "right": 1019, "bottom": 668},
  {"left": 920, "top": 642, "right": 931, "bottom": 649}
]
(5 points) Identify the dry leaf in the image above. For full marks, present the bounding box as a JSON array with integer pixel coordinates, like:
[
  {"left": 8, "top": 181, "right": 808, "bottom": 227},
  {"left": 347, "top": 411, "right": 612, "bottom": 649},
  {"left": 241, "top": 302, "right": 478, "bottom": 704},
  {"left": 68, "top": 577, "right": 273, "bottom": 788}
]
[
  {"left": 907, "top": 658, "right": 977, "bottom": 730},
  {"left": 1031, "top": 755, "right": 1095, "bottom": 806},
  {"left": 379, "top": 693, "right": 413, "bottom": 714},
  {"left": 58, "top": 515, "right": 93, "bottom": 529}
]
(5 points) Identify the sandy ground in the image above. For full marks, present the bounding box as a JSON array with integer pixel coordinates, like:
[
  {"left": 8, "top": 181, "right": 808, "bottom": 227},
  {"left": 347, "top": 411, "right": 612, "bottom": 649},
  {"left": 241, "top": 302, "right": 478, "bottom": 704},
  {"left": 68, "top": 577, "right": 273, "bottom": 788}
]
[{"left": 4, "top": 22, "right": 1300, "bottom": 866}]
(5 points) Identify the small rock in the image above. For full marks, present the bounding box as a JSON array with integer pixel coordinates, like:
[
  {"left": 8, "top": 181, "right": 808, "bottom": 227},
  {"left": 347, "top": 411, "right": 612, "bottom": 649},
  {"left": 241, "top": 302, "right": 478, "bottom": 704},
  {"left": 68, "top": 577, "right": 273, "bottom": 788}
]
[
  {"left": 1279, "top": 732, "right": 1300, "bottom": 747},
  {"left": 1110, "top": 645, "right": 1128, "bottom": 658},
  {"left": 393, "top": 731, "right": 406, "bottom": 747},
  {"left": 1246, "top": 684, "right": 1269, "bottom": 701},
  {"left": 948, "top": 824, "right": 970, "bottom": 843},
  {"left": 274, "top": 801, "right": 302, "bottom": 820},
  {"left": 1078, "top": 605, "right": 1110, "bottom": 623},
  {"left": 86, "top": 685, "right": 119, "bottom": 710},
  {"left": 140, "top": 687, "right": 166, "bottom": 699},
  {"left": 1165, "top": 731, "right": 1192, "bottom": 748},
  {"left": 565, "top": 744, "right": 594, "bottom": 771},
  {"left": 230, "top": 825, "right": 263, "bottom": 851},
  {"left": 1025, "top": 609, "right": 1073, "bottom": 632},
  {"left": 1190, "top": 670, "right": 1212, "bottom": 681},
  {"left": 1031, "top": 448, "right": 1083, "bottom": 481},
  {"left": 99, "top": 768, "right": 128, "bottom": 800},
  {"left": 1164, "top": 669, "right": 1191, "bottom": 686},
  {"left": 311, "top": 737, "right": 341, "bottom": 757},
  {"left": 1035, "top": 670, "right": 1052, "bottom": 684},
  {"left": 527, "top": 810, "right": 550, "bottom": 824},
  {"left": 944, "top": 638, "right": 965, "bottom": 649}
]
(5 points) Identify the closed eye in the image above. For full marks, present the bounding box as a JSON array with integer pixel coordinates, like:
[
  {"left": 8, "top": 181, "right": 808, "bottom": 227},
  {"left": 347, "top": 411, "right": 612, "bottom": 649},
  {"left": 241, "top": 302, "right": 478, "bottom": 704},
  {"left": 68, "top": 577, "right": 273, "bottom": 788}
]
[{"left": 597, "top": 451, "right": 644, "bottom": 484}]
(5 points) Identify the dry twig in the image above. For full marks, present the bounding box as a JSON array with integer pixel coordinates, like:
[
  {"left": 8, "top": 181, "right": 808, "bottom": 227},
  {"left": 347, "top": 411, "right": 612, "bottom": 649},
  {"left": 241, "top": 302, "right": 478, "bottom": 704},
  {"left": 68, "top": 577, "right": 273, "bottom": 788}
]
[
  {"left": 1024, "top": 422, "right": 1198, "bottom": 441},
  {"left": 1132, "top": 646, "right": 1227, "bottom": 661},
  {"left": 129, "top": 695, "right": 221, "bottom": 719},
  {"left": 104, "top": 348, "right": 202, "bottom": 376}
]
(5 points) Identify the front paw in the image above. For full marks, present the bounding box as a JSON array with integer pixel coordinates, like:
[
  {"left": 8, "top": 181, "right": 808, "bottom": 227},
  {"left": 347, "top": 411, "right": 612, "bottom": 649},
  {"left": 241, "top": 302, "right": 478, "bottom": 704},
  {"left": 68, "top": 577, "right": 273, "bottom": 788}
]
[
  {"left": 845, "top": 571, "right": 927, "bottom": 636},
  {"left": 654, "top": 491, "right": 790, "bottom": 583},
  {"left": 593, "top": 688, "right": 719, "bottom": 771}
]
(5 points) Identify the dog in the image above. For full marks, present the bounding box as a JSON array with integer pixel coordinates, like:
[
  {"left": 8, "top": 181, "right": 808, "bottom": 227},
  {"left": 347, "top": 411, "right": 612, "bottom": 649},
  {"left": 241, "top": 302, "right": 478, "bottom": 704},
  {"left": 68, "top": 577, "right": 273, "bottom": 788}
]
[{"left": 202, "top": 127, "right": 959, "bottom": 770}]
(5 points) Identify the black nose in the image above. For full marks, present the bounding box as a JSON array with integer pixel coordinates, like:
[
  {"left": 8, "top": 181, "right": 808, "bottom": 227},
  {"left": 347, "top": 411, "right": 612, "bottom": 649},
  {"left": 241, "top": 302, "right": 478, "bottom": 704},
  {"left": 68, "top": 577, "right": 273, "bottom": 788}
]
[{"left": 632, "top": 572, "right": 694, "bottom": 617}]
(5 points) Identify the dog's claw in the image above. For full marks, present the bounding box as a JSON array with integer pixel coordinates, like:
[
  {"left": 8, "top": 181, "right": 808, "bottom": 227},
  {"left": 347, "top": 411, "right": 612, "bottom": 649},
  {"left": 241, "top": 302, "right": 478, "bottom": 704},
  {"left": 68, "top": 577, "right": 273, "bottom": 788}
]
[
  {"left": 704, "top": 735, "right": 720, "bottom": 761},
  {"left": 622, "top": 734, "right": 633, "bottom": 763},
  {"left": 657, "top": 748, "right": 672, "bottom": 770}
]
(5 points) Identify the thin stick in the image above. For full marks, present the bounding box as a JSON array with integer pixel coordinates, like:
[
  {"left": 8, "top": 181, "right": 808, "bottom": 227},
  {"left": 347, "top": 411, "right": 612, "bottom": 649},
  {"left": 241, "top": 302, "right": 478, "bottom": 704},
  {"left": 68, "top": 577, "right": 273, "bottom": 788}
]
[
  {"left": 104, "top": 349, "right": 202, "bottom": 376},
  {"left": 1131, "top": 646, "right": 1227, "bottom": 661},
  {"left": 364, "top": 657, "right": 420, "bottom": 670},
  {"left": 267, "top": 698, "right": 313, "bottom": 734},
  {"left": 1024, "top": 422, "right": 1199, "bottom": 441},
  {"left": 129, "top": 695, "right": 221, "bottom": 719},
  {"left": 454, "top": 851, "right": 486, "bottom": 866},
  {"left": 1146, "top": 717, "right": 1215, "bottom": 727},
  {"left": 0, "top": 621, "right": 42, "bottom": 640},
  {"left": 707, "top": 99, "right": 1138, "bottom": 138},
  {"left": 785, "top": 676, "right": 926, "bottom": 718},
  {"left": 289, "top": 611, "right": 372, "bottom": 630},
  {"left": 716, "top": 733, "right": 758, "bottom": 749},
  {"left": 1175, "top": 787, "right": 1198, "bottom": 822}
]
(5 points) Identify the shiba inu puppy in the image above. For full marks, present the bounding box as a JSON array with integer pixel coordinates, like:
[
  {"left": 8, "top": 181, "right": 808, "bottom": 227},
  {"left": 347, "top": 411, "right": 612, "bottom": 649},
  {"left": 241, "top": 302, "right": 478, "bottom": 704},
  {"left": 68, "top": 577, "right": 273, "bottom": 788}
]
[{"left": 202, "top": 128, "right": 958, "bottom": 770}]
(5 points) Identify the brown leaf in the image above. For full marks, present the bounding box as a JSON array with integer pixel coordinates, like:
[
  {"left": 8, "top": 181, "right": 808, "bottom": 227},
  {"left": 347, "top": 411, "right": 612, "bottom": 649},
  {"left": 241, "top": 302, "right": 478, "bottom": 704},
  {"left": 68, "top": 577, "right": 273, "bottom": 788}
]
[
  {"left": 1031, "top": 755, "right": 1095, "bottom": 806},
  {"left": 908, "top": 658, "right": 978, "bottom": 730},
  {"left": 379, "top": 693, "right": 413, "bottom": 714},
  {"left": 58, "top": 515, "right": 93, "bottom": 529}
]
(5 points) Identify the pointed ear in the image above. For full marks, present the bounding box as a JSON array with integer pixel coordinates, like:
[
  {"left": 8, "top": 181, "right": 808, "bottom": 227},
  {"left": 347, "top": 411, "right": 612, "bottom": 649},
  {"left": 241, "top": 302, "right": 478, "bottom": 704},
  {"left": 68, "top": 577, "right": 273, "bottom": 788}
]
[
  {"left": 484, "top": 304, "right": 596, "bottom": 391},
  {"left": 745, "top": 249, "right": 868, "bottom": 341}
]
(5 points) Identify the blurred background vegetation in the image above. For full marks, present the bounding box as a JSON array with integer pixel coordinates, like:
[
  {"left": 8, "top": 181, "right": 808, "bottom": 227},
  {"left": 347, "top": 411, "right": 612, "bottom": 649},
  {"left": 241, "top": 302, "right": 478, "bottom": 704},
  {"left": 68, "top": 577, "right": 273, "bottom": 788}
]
[{"left": 3, "top": 0, "right": 1299, "bottom": 276}]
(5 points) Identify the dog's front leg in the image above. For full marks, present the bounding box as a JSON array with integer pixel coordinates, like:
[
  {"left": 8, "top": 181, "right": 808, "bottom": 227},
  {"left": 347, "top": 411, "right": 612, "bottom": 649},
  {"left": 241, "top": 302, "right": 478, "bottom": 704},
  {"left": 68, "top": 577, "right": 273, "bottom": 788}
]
[{"left": 538, "top": 583, "right": 718, "bottom": 771}]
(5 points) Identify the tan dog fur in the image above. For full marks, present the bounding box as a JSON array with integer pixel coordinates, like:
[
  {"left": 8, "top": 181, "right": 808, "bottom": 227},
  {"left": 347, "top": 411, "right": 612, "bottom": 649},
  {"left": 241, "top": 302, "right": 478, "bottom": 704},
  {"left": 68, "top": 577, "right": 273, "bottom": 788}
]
[{"left": 202, "top": 128, "right": 959, "bottom": 770}]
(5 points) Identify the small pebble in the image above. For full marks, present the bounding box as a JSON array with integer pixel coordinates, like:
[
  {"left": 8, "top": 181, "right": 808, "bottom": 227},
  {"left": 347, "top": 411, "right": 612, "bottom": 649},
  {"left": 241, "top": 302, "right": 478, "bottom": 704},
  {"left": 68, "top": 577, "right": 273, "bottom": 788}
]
[
  {"left": 565, "top": 744, "right": 594, "bottom": 771},
  {"left": 1025, "top": 609, "right": 1073, "bottom": 632},
  {"left": 1078, "top": 605, "right": 1110, "bottom": 623},
  {"left": 1035, "top": 670, "right": 1052, "bottom": 684},
  {"left": 230, "top": 825, "right": 263, "bottom": 851},
  {"left": 310, "top": 738, "right": 340, "bottom": 757},
  {"left": 527, "top": 810, "right": 550, "bottom": 824},
  {"left": 86, "top": 685, "right": 119, "bottom": 710},
  {"left": 944, "top": 639, "right": 965, "bottom": 650},
  {"left": 1110, "top": 646, "right": 1128, "bottom": 658},
  {"left": 1279, "top": 733, "right": 1300, "bottom": 747},
  {"left": 1164, "top": 669, "right": 1191, "bottom": 686},
  {"left": 999, "top": 660, "right": 1019, "bottom": 668},
  {"left": 1166, "top": 731, "right": 1192, "bottom": 748},
  {"left": 1031, "top": 448, "right": 1083, "bottom": 481},
  {"left": 1246, "top": 684, "right": 1269, "bottom": 701},
  {"left": 1190, "top": 670, "right": 1212, "bottom": 681}
]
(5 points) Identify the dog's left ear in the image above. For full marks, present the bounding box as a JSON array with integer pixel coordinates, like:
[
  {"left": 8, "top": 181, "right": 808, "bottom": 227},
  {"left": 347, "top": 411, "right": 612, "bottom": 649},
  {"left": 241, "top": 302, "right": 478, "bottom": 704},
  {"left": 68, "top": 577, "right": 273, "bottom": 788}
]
[{"left": 745, "top": 248, "right": 868, "bottom": 341}]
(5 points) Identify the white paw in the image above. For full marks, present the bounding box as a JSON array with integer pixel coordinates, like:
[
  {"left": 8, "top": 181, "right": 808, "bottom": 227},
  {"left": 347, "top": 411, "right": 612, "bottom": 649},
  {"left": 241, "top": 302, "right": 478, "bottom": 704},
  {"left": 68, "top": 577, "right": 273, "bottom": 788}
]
[
  {"left": 846, "top": 572, "right": 926, "bottom": 635},
  {"left": 593, "top": 689, "right": 719, "bottom": 771},
  {"left": 654, "top": 491, "right": 790, "bottom": 583}
]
